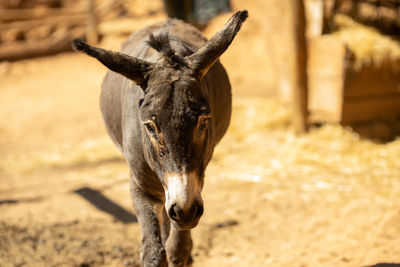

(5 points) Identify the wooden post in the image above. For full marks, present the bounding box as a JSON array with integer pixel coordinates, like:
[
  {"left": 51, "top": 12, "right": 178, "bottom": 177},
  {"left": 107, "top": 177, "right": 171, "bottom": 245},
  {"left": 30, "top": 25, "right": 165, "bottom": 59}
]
[
  {"left": 304, "top": 0, "right": 324, "bottom": 38},
  {"left": 86, "top": 0, "right": 98, "bottom": 44},
  {"left": 289, "top": 0, "right": 309, "bottom": 133}
]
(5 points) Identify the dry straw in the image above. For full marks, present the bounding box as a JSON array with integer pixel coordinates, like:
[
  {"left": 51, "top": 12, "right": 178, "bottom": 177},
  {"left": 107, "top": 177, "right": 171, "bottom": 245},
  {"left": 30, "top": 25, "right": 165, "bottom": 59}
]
[{"left": 332, "top": 14, "right": 400, "bottom": 70}]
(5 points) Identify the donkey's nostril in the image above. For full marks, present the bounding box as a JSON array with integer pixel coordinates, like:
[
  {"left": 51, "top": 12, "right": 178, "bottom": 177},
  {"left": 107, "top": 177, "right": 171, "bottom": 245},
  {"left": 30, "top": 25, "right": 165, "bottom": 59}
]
[
  {"left": 168, "top": 203, "right": 179, "bottom": 220},
  {"left": 168, "top": 202, "right": 203, "bottom": 224},
  {"left": 196, "top": 202, "right": 204, "bottom": 218}
]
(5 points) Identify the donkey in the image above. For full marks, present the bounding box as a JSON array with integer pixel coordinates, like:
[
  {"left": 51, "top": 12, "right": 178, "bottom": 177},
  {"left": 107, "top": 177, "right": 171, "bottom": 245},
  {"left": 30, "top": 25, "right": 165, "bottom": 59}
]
[{"left": 72, "top": 10, "right": 248, "bottom": 267}]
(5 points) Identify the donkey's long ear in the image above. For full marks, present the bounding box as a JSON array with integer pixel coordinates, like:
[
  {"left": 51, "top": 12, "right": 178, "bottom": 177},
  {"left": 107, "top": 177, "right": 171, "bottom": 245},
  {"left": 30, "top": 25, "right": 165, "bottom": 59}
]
[
  {"left": 187, "top": 10, "right": 248, "bottom": 79},
  {"left": 72, "top": 39, "right": 153, "bottom": 87}
]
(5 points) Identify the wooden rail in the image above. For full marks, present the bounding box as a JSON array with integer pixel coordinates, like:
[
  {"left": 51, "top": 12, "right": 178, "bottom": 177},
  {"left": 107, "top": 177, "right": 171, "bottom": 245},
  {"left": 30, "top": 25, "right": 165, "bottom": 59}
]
[
  {"left": 0, "top": 0, "right": 121, "bottom": 61},
  {"left": 0, "top": 8, "right": 87, "bottom": 21}
]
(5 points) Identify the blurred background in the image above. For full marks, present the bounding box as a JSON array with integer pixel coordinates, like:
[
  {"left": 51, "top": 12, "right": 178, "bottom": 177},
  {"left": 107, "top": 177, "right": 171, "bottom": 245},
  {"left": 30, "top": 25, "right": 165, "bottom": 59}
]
[{"left": 1, "top": 0, "right": 400, "bottom": 266}]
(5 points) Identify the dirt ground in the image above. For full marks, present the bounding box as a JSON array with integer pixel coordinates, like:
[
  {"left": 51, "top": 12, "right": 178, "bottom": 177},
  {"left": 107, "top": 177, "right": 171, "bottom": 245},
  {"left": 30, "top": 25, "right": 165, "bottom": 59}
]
[{"left": 1, "top": 1, "right": 400, "bottom": 266}]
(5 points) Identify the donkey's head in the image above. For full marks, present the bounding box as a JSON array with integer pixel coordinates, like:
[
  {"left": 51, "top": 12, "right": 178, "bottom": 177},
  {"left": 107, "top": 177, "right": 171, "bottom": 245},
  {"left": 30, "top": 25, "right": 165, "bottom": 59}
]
[{"left": 73, "top": 10, "right": 247, "bottom": 229}]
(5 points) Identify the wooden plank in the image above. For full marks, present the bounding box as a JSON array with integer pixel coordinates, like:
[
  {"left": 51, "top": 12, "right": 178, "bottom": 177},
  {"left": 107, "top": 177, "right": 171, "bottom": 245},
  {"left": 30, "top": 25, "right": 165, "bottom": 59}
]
[
  {"left": 307, "top": 35, "right": 347, "bottom": 123},
  {"left": 0, "top": 8, "right": 86, "bottom": 21},
  {"left": 289, "top": 0, "right": 309, "bottom": 133},
  {"left": 308, "top": 109, "right": 342, "bottom": 123},
  {"left": 0, "top": 28, "right": 85, "bottom": 61},
  {"left": 344, "top": 64, "right": 400, "bottom": 97},
  {"left": 308, "top": 35, "right": 347, "bottom": 74},
  {"left": 0, "top": 14, "right": 87, "bottom": 32},
  {"left": 308, "top": 75, "right": 344, "bottom": 123},
  {"left": 342, "top": 93, "right": 400, "bottom": 124},
  {"left": 304, "top": 0, "right": 324, "bottom": 38},
  {"left": 307, "top": 34, "right": 400, "bottom": 125},
  {"left": 0, "top": 0, "right": 117, "bottom": 31}
]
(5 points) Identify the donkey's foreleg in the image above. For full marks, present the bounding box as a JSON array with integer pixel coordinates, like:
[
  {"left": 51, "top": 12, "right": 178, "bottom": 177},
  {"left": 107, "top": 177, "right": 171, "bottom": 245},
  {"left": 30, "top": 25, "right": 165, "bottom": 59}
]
[
  {"left": 160, "top": 208, "right": 171, "bottom": 246},
  {"left": 130, "top": 182, "right": 167, "bottom": 267},
  {"left": 165, "top": 227, "right": 193, "bottom": 267}
]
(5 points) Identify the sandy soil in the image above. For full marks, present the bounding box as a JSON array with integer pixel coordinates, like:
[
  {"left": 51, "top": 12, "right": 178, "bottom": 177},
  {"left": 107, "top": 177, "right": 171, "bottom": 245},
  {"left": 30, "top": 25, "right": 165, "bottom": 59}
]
[{"left": 1, "top": 1, "right": 400, "bottom": 266}]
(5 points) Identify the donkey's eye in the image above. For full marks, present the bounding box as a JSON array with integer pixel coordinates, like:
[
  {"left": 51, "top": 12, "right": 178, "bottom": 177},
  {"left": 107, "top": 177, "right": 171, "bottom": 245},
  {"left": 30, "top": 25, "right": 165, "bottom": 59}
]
[
  {"left": 199, "top": 115, "right": 211, "bottom": 131},
  {"left": 200, "top": 119, "right": 208, "bottom": 130},
  {"left": 144, "top": 121, "right": 158, "bottom": 137},
  {"left": 145, "top": 124, "right": 156, "bottom": 135}
]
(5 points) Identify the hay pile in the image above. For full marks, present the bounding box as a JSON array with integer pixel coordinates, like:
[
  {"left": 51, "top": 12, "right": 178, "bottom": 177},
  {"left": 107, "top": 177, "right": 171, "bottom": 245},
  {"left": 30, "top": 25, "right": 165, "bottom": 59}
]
[
  {"left": 212, "top": 97, "right": 400, "bottom": 191},
  {"left": 332, "top": 14, "right": 400, "bottom": 70}
]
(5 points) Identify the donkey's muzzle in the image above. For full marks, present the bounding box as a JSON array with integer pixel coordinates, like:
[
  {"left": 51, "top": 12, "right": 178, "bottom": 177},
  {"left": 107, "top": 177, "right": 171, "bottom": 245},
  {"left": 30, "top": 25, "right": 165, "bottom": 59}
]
[{"left": 167, "top": 200, "right": 204, "bottom": 229}]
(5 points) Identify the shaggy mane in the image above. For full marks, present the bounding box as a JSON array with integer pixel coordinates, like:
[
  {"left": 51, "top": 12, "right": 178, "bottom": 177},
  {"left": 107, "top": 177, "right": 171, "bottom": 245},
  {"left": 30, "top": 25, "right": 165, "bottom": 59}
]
[{"left": 147, "top": 33, "right": 187, "bottom": 67}]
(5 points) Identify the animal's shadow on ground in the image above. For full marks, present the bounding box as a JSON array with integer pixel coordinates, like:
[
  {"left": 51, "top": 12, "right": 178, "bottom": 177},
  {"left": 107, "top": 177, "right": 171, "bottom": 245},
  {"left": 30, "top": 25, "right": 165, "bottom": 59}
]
[
  {"left": 0, "top": 197, "right": 42, "bottom": 206},
  {"left": 73, "top": 187, "right": 137, "bottom": 224},
  {"left": 365, "top": 264, "right": 400, "bottom": 267}
]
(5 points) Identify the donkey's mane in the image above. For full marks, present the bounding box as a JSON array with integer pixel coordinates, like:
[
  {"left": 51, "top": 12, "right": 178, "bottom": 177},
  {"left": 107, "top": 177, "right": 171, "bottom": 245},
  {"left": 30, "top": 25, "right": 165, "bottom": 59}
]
[{"left": 147, "top": 32, "right": 188, "bottom": 67}]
